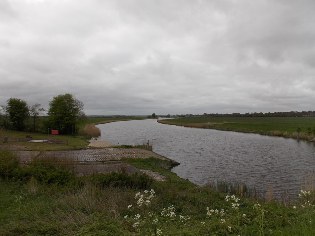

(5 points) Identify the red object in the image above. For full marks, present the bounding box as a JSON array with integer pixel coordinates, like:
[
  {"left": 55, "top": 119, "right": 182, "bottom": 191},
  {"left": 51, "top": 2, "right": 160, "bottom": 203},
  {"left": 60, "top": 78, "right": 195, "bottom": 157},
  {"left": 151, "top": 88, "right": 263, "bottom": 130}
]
[{"left": 51, "top": 130, "right": 59, "bottom": 135}]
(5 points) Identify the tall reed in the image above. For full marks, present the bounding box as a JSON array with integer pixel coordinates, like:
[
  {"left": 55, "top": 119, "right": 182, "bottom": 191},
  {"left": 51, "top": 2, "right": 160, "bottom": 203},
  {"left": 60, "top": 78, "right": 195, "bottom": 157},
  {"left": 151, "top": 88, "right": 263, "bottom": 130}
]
[{"left": 81, "top": 124, "right": 101, "bottom": 138}]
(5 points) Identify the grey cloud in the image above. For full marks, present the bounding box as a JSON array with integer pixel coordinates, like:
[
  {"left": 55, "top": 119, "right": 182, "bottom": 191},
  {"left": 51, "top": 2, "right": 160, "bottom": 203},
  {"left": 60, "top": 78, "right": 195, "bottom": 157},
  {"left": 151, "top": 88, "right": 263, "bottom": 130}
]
[
  {"left": 0, "top": 0, "right": 16, "bottom": 20},
  {"left": 0, "top": 0, "right": 315, "bottom": 115}
]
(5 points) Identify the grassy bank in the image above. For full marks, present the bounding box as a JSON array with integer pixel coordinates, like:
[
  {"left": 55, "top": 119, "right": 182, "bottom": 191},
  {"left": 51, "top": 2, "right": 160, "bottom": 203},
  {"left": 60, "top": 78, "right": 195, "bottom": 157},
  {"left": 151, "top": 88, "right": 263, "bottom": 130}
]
[
  {"left": 0, "top": 151, "right": 314, "bottom": 235},
  {"left": 0, "top": 116, "right": 144, "bottom": 151},
  {"left": 159, "top": 117, "right": 315, "bottom": 141}
]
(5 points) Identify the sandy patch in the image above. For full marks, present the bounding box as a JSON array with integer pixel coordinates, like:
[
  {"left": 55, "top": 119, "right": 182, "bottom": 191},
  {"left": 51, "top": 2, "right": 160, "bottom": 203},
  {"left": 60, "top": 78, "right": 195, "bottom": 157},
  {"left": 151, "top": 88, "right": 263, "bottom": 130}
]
[{"left": 88, "top": 139, "right": 112, "bottom": 148}]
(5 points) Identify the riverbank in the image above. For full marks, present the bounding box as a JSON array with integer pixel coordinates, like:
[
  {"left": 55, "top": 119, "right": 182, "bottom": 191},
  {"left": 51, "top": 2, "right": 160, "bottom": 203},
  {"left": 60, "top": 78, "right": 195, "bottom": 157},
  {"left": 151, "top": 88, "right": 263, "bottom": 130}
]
[
  {"left": 1, "top": 149, "right": 314, "bottom": 235},
  {"left": 158, "top": 116, "right": 315, "bottom": 142},
  {"left": 0, "top": 117, "right": 145, "bottom": 151}
]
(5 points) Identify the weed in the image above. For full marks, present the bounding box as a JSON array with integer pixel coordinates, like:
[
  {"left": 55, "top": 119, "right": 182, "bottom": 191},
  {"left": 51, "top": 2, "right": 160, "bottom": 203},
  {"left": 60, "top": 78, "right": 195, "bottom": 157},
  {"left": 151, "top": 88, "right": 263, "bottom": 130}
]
[
  {"left": 90, "top": 172, "right": 153, "bottom": 190},
  {"left": 0, "top": 150, "right": 18, "bottom": 179}
]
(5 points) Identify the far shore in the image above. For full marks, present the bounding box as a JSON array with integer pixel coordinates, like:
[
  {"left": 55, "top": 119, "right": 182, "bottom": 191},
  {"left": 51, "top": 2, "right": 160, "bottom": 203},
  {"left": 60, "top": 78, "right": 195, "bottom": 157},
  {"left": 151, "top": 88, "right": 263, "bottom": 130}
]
[{"left": 158, "top": 117, "right": 315, "bottom": 143}]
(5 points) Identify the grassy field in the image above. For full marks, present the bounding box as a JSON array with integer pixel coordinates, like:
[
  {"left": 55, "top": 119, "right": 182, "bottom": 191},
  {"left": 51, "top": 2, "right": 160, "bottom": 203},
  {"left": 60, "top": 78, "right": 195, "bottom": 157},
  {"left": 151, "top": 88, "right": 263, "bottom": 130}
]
[
  {"left": 0, "top": 116, "right": 144, "bottom": 151},
  {"left": 159, "top": 117, "right": 315, "bottom": 141},
  {"left": 0, "top": 151, "right": 314, "bottom": 235}
]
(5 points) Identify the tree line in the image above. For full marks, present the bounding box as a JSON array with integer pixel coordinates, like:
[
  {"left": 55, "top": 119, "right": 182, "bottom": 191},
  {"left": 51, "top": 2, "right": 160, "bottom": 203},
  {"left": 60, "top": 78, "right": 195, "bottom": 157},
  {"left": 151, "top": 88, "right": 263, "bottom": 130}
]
[
  {"left": 173, "top": 111, "right": 315, "bottom": 118},
  {"left": 0, "top": 93, "right": 84, "bottom": 134},
  {"left": 202, "top": 111, "right": 315, "bottom": 117}
]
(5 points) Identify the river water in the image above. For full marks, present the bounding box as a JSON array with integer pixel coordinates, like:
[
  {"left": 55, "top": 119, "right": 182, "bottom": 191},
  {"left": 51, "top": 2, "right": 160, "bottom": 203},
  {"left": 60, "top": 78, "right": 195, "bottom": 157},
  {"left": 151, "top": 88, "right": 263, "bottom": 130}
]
[{"left": 97, "top": 119, "right": 315, "bottom": 200}]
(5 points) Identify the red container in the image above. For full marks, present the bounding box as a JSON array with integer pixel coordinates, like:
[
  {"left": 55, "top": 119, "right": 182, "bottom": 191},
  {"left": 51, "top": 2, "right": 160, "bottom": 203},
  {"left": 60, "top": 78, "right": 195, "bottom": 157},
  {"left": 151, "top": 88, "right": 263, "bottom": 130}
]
[{"left": 51, "top": 130, "right": 59, "bottom": 135}]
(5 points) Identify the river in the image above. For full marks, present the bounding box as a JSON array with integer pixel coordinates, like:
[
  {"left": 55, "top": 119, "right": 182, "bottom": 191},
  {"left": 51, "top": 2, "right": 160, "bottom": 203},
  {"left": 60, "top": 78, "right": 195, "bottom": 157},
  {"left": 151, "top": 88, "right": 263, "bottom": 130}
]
[{"left": 97, "top": 119, "right": 315, "bottom": 200}]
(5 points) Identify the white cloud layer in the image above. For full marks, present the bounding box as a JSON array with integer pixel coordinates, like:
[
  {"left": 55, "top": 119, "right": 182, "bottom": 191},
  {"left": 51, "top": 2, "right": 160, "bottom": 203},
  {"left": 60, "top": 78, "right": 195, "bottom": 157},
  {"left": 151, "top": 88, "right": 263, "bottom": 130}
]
[{"left": 1, "top": 0, "right": 315, "bottom": 114}]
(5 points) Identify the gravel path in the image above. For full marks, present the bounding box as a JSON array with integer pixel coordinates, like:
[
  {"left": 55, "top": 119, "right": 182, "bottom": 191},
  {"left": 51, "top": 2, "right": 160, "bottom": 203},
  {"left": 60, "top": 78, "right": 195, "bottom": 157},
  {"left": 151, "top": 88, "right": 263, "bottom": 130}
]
[
  {"left": 12, "top": 148, "right": 178, "bottom": 181},
  {"left": 15, "top": 148, "right": 170, "bottom": 163}
]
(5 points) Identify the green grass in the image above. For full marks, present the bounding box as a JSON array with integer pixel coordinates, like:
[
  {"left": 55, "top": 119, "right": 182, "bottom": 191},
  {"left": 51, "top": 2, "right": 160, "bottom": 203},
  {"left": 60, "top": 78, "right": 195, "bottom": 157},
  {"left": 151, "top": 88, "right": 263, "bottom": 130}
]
[
  {"left": 160, "top": 117, "right": 315, "bottom": 141},
  {"left": 0, "top": 129, "right": 89, "bottom": 151},
  {"left": 1, "top": 151, "right": 314, "bottom": 235}
]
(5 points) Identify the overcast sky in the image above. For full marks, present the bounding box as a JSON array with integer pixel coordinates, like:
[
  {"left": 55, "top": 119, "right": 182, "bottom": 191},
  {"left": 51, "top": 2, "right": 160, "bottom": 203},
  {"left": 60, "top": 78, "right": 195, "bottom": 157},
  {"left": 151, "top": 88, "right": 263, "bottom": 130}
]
[{"left": 1, "top": 0, "right": 315, "bottom": 115}]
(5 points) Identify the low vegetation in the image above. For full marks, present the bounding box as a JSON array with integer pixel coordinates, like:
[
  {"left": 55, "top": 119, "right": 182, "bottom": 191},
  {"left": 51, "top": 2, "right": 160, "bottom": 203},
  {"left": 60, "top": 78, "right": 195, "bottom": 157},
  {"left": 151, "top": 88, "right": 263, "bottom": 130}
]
[
  {"left": 159, "top": 116, "right": 315, "bottom": 141},
  {"left": 0, "top": 150, "right": 314, "bottom": 235}
]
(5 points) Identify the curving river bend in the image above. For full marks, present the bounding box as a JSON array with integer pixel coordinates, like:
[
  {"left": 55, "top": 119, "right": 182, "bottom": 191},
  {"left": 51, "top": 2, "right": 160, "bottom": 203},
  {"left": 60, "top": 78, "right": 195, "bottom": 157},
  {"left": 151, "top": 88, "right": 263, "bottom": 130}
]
[{"left": 97, "top": 119, "right": 315, "bottom": 200}]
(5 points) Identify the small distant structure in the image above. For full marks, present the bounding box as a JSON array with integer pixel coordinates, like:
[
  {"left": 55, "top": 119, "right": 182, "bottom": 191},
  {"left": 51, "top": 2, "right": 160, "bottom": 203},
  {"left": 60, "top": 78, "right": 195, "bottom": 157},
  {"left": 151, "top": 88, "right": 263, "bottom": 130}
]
[{"left": 51, "top": 129, "right": 59, "bottom": 135}]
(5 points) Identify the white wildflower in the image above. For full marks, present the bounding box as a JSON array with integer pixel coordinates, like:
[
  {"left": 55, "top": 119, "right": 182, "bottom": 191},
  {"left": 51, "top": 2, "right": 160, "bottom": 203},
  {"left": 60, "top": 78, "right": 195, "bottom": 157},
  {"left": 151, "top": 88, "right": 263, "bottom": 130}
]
[
  {"left": 220, "top": 209, "right": 225, "bottom": 216},
  {"left": 156, "top": 228, "right": 162, "bottom": 236},
  {"left": 161, "top": 205, "right": 176, "bottom": 218},
  {"left": 132, "top": 222, "right": 140, "bottom": 228},
  {"left": 137, "top": 197, "right": 144, "bottom": 207},
  {"left": 134, "top": 214, "right": 141, "bottom": 220},
  {"left": 135, "top": 192, "right": 141, "bottom": 199}
]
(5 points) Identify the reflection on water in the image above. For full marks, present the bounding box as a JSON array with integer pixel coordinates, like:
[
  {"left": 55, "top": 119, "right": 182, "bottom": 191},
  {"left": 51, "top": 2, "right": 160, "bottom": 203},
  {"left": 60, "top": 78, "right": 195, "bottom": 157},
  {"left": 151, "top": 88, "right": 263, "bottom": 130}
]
[{"left": 98, "top": 119, "right": 315, "bottom": 199}]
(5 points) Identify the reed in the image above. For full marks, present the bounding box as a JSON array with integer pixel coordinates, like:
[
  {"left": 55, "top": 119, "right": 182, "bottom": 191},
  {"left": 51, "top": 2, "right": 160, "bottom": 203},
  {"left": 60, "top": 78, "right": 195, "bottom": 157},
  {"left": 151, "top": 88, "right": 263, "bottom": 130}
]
[{"left": 80, "top": 124, "right": 101, "bottom": 138}]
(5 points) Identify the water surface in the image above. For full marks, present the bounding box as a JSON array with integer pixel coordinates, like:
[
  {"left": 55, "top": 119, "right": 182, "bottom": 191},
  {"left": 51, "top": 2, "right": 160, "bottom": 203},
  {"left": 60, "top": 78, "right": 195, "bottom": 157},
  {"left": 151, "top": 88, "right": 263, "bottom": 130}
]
[{"left": 98, "top": 119, "right": 315, "bottom": 199}]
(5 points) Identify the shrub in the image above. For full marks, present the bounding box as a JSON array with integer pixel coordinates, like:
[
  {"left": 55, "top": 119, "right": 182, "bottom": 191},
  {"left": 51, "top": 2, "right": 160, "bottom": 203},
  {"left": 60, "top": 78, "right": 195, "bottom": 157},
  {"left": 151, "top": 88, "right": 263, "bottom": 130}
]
[
  {"left": 91, "top": 172, "right": 153, "bottom": 190},
  {"left": 81, "top": 124, "right": 101, "bottom": 138},
  {"left": 0, "top": 150, "right": 19, "bottom": 179},
  {"left": 17, "top": 158, "right": 75, "bottom": 185}
]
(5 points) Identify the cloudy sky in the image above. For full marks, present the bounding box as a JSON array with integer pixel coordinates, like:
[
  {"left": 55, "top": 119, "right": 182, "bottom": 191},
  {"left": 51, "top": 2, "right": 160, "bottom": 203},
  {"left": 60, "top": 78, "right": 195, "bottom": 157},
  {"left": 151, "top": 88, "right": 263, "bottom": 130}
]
[{"left": 0, "top": 0, "right": 315, "bottom": 115}]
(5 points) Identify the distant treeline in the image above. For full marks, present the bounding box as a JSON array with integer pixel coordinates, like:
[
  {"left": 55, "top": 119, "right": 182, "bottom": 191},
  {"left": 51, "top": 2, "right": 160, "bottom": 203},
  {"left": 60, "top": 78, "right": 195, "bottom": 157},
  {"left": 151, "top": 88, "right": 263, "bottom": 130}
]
[{"left": 175, "top": 111, "right": 315, "bottom": 118}]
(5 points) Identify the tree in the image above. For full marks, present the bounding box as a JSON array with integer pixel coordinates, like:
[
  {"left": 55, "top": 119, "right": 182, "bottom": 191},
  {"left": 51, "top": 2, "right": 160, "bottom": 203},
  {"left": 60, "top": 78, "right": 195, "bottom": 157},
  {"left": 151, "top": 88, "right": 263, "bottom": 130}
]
[
  {"left": 48, "top": 94, "right": 84, "bottom": 134},
  {"left": 152, "top": 113, "right": 156, "bottom": 118},
  {"left": 0, "top": 106, "right": 5, "bottom": 128},
  {"left": 6, "top": 98, "right": 29, "bottom": 131},
  {"left": 29, "top": 103, "right": 45, "bottom": 132}
]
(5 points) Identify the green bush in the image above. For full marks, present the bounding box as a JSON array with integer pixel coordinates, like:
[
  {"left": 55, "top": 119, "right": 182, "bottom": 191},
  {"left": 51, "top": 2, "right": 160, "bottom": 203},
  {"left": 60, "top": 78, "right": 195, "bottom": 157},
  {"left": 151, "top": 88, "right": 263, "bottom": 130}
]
[
  {"left": 0, "top": 150, "right": 19, "bottom": 179},
  {"left": 15, "top": 159, "right": 75, "bottom": 185},
  {"left": 91, "top": 172, "right": 153, "bottom": 190}
]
